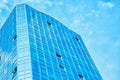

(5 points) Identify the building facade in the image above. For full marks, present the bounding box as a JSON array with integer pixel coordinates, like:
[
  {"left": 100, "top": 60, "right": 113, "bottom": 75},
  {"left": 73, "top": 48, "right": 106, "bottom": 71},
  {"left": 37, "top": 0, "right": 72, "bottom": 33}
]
[{"left": 0, "top": 4, "right": 102, "bottom": 80}]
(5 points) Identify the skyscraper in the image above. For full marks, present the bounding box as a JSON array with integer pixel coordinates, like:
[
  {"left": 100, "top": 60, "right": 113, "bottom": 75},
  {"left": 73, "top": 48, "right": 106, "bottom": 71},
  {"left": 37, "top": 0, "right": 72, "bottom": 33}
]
[{"left": 0, "top": 4, "right": 102, "bottom": 80}]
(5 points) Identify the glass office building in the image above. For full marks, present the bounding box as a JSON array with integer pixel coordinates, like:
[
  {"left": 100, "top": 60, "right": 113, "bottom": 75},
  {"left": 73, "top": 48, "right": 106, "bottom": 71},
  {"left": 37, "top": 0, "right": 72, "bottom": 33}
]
[{"left": 0, "top": 4, "right": 102, "bottom": 80}]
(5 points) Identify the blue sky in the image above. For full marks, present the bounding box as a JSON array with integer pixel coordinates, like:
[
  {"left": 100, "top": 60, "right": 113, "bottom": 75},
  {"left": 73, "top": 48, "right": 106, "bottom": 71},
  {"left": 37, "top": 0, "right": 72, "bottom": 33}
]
[{"left": 0, "top": 0, "right": 120, "bottom": 80}]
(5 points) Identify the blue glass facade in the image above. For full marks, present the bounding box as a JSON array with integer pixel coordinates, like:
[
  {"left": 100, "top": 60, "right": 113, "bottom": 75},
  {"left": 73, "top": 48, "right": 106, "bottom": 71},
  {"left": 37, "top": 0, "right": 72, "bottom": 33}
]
[{"left": 0, "top": 4, "right": 102, "bottom": 80}]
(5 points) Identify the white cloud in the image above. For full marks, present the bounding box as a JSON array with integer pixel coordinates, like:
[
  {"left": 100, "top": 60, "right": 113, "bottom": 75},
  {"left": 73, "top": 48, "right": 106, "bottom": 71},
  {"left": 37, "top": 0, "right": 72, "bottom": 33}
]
[
  {"left": 98, "top": 1, "right": 114, "bottom": 9},
  {"left": 13, "top": 0, "right": 55, "bottom": 10},
  {"left": 86, "top": 9, "right": 99, "bottom": 17},
  {"left": 0, "top": 0, "right": 9, "bottom": 11},
  {"left": 105, "top": 64, "right": 114, "bottom": 69},
  {"left": 70, "top": 19, "right": 81, "bottom": 27},
  {"left": 2, "top": 0, "right": 8, "bottom": 3},
  {"left": 43, "top": 0, "right": 52, "bottom": 7},
  {"left": 26, "top": 0, "right": 53, "bottom": 7}
]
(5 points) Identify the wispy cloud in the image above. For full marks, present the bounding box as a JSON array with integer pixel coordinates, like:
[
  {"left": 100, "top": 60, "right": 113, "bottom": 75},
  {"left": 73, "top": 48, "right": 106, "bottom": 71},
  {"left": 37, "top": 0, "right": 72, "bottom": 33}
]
[
  {"left": 2, "top": 0, "right": 8, "bottom": 3},
  {"left": 98, "top": 1, "right": 114, "bottom": 9},
  {"left": 16, "top": 0, "right": 53, "bottom": 7},
  {"left": 105, "top": 64, "right": 114, "bottom": 69},
  {"left": 70, "top": 19, "right": 81, "bottom": 27},
  {"left": 0, "top": 0, "right": 9, "bottom": 11},
  {"left": 0, "top": 1, "right": 120, "bottom": 80}
]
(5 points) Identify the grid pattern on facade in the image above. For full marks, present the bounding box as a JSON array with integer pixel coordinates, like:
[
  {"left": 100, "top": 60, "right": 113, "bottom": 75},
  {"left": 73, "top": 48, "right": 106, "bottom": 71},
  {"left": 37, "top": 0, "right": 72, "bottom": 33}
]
[
  {"left": 25, "top": 5, "right": 102, "bottom": 80},
  {"left": 0, "top": 4, "right": 102, "bottom": 80},
  {"left": 0, "top": 8, "right": 17, "bottom": 80},
  {"left": 16, "top": 5, "right": 32, "bottom": 80}
]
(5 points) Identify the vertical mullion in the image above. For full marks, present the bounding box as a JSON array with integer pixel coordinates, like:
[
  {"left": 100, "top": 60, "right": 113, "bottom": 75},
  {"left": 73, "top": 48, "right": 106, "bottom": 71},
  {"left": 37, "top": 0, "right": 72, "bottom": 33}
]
[{"left": 53, "top": 21, "right": 75, "bottom": 80}]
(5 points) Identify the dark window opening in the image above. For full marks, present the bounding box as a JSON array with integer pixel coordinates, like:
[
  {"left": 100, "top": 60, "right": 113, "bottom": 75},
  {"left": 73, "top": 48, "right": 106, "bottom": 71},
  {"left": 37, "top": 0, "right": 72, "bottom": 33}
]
[
  {"left": 13, "top": 34, "right": 17, "bottom": 41},
  {"left": 78, "top": 74, "right": 83, "bottom": 78},
  {"left": 59, "top": 64, "right": 64, "bottom": 69},
  {"left": 56, "top": 53, "right": 62, "bottom": 58},
  {"left": 12, "top": 67, "right": 17, "bottom": 79},
  {"left": 0, "top": 56, "right": 1, "bottom": 61},
  {"left": 75, "top": 37, "right": 80, "bottom": 42},
  {"left": 12, "top": 67, "right": 17, "bottom": 74},
  {"left": 47, "top": 21, "right": 52, "bottom": 26}
]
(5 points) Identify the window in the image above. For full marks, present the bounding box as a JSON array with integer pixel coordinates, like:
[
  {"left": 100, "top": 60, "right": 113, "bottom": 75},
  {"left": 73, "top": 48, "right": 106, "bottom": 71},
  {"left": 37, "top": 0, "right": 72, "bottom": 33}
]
[
  {"left": 56, "top": 53, "right": 62, "bottom": 58},
  {"left": 75, "top": 37, "right": 80, "bottom": 42},
  {"left": 47, "top": 21, "right": 52, "bottom": 26},
  {"left": 59, "top": 64, "right": 64, "bottom": 70},
  {"left": 13, "top": 34, "right": 17, "bottom": 41},
  {"left": 78, "top": 74, "right": 83, "bottom": 78},
  {"left": 12, "top": 67, "right": 17, "bottom": 74},
  {"left": 12, "top": 67, "right": 17, "bottom": 79}
]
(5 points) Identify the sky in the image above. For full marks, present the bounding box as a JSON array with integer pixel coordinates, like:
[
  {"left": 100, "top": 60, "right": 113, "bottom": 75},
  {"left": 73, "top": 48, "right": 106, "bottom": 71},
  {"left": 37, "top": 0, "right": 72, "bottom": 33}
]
[{"left": 0, "top": 0, "right": 120, "bottom": 80}]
